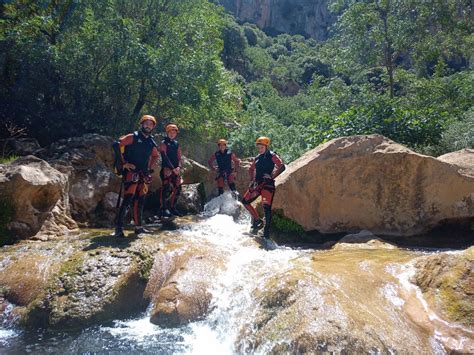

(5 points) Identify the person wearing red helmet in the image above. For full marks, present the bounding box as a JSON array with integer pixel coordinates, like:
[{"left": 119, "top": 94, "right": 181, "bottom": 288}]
[
  {"left": 241, "top": 136, "right": 285, "bottom": 239},
  {"left": 159, "top": 123, "right": 183, "bottom": 218},
  {"left": 112, "top": 115, "right": 159, "bottom": 237},
  {"left": 208, "top": 139, "right": 240, "bottom": 197}
]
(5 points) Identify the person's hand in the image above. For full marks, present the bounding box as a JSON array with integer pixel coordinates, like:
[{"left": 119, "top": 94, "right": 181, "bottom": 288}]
[
  {"left": 144, "top": 174, "right": 153, "bottom": 184},
  {"left": 123, "top": 162, "right": 136, "bottom": 171},
  {"left": 173, "top": 167, "right": 181, "bottom": 175}
]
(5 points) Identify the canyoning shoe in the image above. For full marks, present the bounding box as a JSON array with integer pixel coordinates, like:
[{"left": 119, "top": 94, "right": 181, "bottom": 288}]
[
  {"left": 161, "top": 209, "right": 172, "bottom": 219},
  {"left": 113, "top": 228, "right": 126, "bottom": 238},
  {"left": 134, "top": 226, "right": 153, "bottom": 235},
  {"left": 252, "top": 219, "right": 264, "bottom": 230},
  {"left": 169, "top": 207, "right": 183, "bottom": 217},
  {"left": 250, "top": 219, "right": 264, "bottom": 234}
]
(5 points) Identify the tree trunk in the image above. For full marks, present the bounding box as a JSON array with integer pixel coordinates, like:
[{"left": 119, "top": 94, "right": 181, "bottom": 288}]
[
  {"left": 378, "top": 0, "right": 395, "bottom": 98},
  {"left": 130, "top": 80, "right": 147, "bottom": 131}
]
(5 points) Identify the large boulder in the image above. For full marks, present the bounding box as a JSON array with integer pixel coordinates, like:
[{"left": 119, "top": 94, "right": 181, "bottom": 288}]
[
  {"left": 273, "top": 135, "right": 474, "bottom": 236},
  {"left": 0, "top": 156, "right": 77, "bottom": 240},
  {"left": 438, "top": 148, "right": 474, "bottom": 172},
  {"left": 151, "top": 156, "right": 215, "bottom": 198},
  {"left": 146, "top": 242, "right": 225, "bottom": 327},
  {"left": 234, "top": 158, "right": 253, "bottom": 195},
  {"left": 22, "top": 235, "right": 159, "bottom": 329},
  {"left": 38, "top": 134, "right": 121, "bottom": 225}
]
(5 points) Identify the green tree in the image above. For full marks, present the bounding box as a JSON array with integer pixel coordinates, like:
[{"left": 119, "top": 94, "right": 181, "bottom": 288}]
[{"left": 1, "top": 0, "right": 241, "bottom": 143}]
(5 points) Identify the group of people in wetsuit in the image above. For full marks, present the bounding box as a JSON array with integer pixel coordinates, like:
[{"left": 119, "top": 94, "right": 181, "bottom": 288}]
[{"left": 113, "top": 115, "right": 286, "bottom": 239}]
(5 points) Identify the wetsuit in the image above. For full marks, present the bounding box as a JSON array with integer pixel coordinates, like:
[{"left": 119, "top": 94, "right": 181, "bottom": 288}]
[
  {"left": 115, "top": 131, "right": 158, "bottom": 231},
  {"left": 160, "top": 136, "right": 183, "bottom": 213},
  {"left": 208, "top": 149, "right": 240, "bottom": 195},
  {"left": 242, "top": 150, "right": 285, "bottom": 237}
]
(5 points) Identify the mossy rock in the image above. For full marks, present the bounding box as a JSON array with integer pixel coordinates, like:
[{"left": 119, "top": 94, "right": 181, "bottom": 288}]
[
  {"left": 413, "top": 247, "right": 474, "bottom": 327},
  {"left": 22, "top": 237, "right": 159, "bottom": 330}
]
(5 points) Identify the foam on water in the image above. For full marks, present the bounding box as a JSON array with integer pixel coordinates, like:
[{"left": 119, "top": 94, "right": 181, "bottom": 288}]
[
  {"left": 179, "top": 195, "right": 310, "bottom": 354},
  {"left": 0, "top": 329, "right": 17, "bottom": 345}
]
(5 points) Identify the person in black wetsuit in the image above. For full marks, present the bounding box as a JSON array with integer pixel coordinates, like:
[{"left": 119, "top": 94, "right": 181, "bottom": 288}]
[
  {"left": 241, "top": 136, "right": 285, "bottom": 239},
  {"left": 112, "top": 115, "right": 159, "bottom": 237},
  {"left": 208, "top": 139, "right": 240, "bottom": 197},
  {"left": 159, "top": 124, "right": 183, "bottom": 218}
]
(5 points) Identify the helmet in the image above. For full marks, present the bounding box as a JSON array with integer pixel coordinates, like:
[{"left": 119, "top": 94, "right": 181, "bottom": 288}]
[
  {"left": 165, "top": 124, "right": 179, "bottom": 133},
  {"left": 139, "top": 115, "right": 156, "bottom": 127},
  {"left": 217, "top": 139, "right": 227, "bottom": 146},
  {"left": 256, "top": 136, "right": 270, "bottom": 146}
]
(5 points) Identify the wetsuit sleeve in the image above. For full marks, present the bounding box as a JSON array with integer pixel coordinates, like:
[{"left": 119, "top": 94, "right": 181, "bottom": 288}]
[
  {"left": 248, "top": 159, "right": 256, "bottom": 180},
  {"left": 208, "top": 154, "right": 216, "bottom": 169},
  {"left": 231, "top": 153, "right": 240, "bottom": 172},
  {"left": 271, "top": 154, "right": 286, "bottom": 179},
  {"left": 160, "top": 142, "right": 175, "bottom": 169},
  {"left": 148, "top": 147, "right": 159, "bottom": 171},
  {"left": 118, "top": 134, "right": 134, "bottom": 163}
]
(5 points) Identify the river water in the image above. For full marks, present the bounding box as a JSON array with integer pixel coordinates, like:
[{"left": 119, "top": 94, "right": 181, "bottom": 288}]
[{"left": 0, "top": 194, "right": 472, "bottom": 354}]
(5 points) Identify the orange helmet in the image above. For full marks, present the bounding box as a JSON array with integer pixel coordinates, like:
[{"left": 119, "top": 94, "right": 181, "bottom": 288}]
[
  {"left": 139, "top": 115, "right": 156, "bottom": 127},
  {"left": 165, "top": 124, "right": 179, "bottom": 133},
  {"left": 217, "top": 139, "right": 227, "bottom": 146},
  {"left": 256, "top": 136, "right": 270, "bottom": 146}
]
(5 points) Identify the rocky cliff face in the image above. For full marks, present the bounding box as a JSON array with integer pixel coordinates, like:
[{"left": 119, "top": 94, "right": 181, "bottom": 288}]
[{"left": 219, "top": 0, "right": 336, "bottom": 40}]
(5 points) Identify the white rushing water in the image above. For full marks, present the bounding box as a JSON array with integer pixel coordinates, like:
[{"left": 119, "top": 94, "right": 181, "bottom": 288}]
[{"left": 98, "top": 193, "right": 311, "bottom": 354}]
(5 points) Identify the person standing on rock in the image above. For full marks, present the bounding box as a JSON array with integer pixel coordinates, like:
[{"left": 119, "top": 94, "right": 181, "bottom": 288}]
[
  {"left": 159, "top": 124, "right": 183, "bottom": 218},
  {"left": 208, "top": 139, "right": 240, "bottom": 198},
  {"left": 242, "top": 137, "right": 285, "bottom": 239},
  {"left": 113, "top": 115, "right": 159, "bottom": 237}
]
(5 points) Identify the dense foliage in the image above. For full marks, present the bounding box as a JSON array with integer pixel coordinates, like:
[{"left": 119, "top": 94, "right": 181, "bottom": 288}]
[
  {"left": 1, "top": 0, "right": 241, "bottom": 143},
  {"left": 224, "top": 1, "right": 473, "bottom": 161},
  {"left": 1, "top": 0, "right": 472, "bottom": 161}
]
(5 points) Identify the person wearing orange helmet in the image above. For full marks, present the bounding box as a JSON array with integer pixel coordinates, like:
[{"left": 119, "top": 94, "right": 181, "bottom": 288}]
[
  {"left": 241, "top": 136, "right": 285, "bottom": 238},
  {"left": 208, "top": 139, "right": 240, "bottom": 197},
  {"left": 112, "top": 115, "right": 159, "bottom": 237},
  {"left": 159, "top": 123, "right": 183, "bottom": 218}
]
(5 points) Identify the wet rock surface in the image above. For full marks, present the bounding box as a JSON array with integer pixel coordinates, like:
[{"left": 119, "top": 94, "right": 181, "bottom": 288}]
[
  {"left": 243, "top": 249, "right": 430, "bottom": 353},
  {"left": 147, "top": 242, "right": 225, "bottom": 327},
  {"left": 22, "top": 235, "right": 159, "bottom": 329},
  {"left": 413, "top": 246, "right": 474, "bottom": 327}
]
